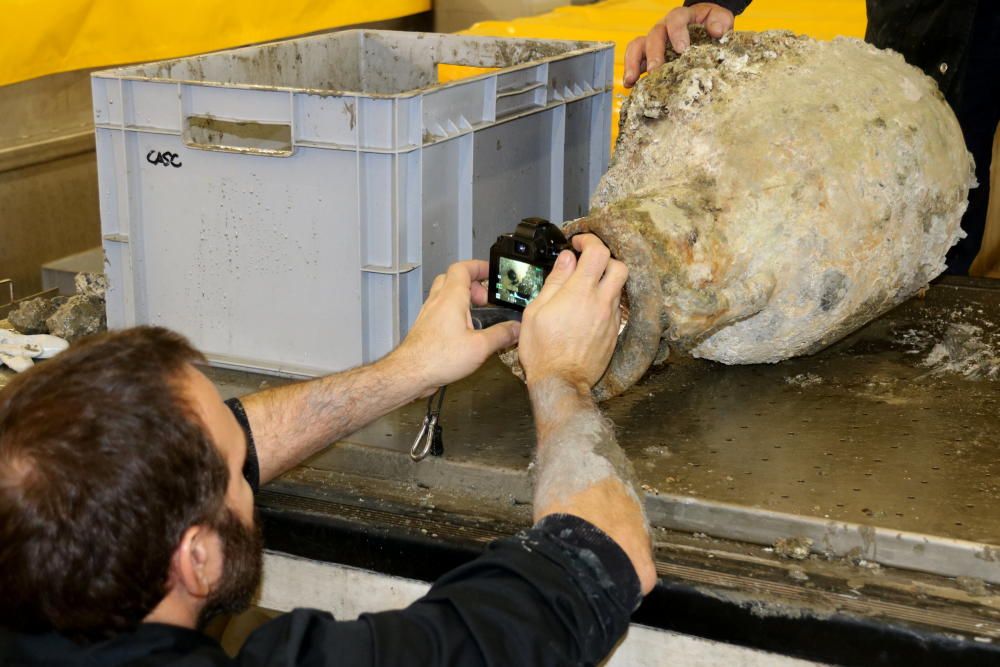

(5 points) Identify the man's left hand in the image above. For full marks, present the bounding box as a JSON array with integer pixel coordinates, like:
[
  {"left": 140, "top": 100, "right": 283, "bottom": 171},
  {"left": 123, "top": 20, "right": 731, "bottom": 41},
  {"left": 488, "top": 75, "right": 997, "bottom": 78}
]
[
  {"left": 389, "top": 260, "right": 520, "bottom": 396},
  {"left": 623, "top": 3, "right": 736, "bottom": 88}
]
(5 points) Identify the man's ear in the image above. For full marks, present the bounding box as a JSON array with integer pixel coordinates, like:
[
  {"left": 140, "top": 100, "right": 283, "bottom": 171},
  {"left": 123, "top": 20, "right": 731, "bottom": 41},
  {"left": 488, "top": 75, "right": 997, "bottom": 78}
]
[{"left": 169, "top": 524, "right": 223, "bottom": 599}]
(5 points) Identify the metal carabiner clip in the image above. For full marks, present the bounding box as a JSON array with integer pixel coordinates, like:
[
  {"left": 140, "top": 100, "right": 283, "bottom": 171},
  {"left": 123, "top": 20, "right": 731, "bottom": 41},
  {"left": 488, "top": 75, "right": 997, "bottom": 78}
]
[
  {"left": 409, "top": 413, "right": 439, "bottom": 462},
  {"left": 409, "top": 386, "right": 446, "bottom": 462}
]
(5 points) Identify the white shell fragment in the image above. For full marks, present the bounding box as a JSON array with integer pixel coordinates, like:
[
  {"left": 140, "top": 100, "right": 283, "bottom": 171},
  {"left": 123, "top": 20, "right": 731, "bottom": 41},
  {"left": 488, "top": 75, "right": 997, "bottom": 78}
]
[
  {"left": 0, "top": 350, "right": 34, "bottom": 373},
  {"left": 0, "top": 329, "right": 70, "bottom": 372},
  {"left": 0, "top": 329, "right": 69, "bottom": 359}
]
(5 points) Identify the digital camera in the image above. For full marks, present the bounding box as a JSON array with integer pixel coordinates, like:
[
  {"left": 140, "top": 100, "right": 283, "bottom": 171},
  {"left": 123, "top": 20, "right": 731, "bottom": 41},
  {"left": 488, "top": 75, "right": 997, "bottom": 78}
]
[{"left": 488, "top": 218, "right": 571, "bottom": 311}]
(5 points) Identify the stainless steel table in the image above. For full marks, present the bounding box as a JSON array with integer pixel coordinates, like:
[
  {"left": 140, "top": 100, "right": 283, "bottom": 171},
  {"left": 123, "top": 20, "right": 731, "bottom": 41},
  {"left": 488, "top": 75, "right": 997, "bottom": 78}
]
[{"left": 5, "top": 278, "right": 998, "bottom": 662}]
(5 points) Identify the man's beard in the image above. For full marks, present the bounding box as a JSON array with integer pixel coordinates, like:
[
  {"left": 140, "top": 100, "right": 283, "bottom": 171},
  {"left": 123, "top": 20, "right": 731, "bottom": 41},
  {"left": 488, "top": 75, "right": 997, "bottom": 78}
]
[{"left": 196, "top": 507, "right": 264, "bottom": 629}]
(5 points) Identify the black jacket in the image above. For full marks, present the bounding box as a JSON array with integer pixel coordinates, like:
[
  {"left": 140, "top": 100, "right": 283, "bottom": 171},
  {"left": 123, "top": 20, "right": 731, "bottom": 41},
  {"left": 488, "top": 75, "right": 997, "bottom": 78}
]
[
  {"left": 689, "top": 0, "right": 983, "bottom": 108},
  {"left": 864, "top": 0, "right": 983, "bottom": 110},
  {"left": 0, "top": 514, "right": 641, "bottom": 666}
]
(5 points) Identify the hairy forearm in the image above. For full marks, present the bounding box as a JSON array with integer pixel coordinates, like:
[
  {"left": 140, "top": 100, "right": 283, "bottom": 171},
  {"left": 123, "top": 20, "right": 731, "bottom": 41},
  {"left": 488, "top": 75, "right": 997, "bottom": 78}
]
[
  {"left": 529, "top": 377, "right": 656, "bottom": 593},
  {"left": 531, "top": 378, "right": 641, "bottom": 514},
  {"left": 242, "top": 352, "right": 427, "bottom": 484}
]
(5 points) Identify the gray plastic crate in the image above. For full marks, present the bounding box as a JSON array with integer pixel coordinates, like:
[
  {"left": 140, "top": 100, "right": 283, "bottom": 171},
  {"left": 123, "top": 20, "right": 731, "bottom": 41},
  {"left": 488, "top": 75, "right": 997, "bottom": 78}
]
[{"left": 92, "top": 30, "right": 613, "bottom": 376}]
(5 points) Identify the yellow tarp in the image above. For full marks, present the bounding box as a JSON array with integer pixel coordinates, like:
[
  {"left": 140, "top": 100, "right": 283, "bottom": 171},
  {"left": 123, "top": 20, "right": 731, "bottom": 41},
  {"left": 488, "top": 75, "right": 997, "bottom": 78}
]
[
  {"left": 0, "top": 0, "right": 430, "bottom": 87},
  {"left": 457, "top": 0, "right": 867, "bottom": 143},
  {"left": 461, "top": 0, "right": 866, "bottom": 66}
]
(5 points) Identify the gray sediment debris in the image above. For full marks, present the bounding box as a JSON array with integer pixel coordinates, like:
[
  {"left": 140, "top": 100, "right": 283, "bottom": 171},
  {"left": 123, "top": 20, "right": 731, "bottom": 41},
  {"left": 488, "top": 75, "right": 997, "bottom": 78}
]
[{"left": 922, "top": 322, "right": 1000, "bottom": 381}]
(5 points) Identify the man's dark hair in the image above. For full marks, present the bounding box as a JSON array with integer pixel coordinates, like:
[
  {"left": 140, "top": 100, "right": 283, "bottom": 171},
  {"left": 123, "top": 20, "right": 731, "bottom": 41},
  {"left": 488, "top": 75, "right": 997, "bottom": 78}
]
[{"left": 0, "top": 327, "right": 230, "bottom": 641}]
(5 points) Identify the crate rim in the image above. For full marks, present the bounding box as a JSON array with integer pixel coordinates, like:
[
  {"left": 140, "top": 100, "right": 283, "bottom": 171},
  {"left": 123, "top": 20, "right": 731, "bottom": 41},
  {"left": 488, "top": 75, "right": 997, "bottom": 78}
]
[{"left": 90, "top": 29, "right": 615, "bottom": 101}]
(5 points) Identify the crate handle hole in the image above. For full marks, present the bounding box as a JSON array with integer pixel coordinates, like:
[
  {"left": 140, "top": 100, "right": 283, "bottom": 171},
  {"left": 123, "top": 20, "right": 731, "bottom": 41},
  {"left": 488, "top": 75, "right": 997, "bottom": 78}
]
[
  {"left": 436, "top": 63, "right": 498, "bottom": 85},
  {"left": 184, "top": 115, "right": 293, "bottom": 157}
]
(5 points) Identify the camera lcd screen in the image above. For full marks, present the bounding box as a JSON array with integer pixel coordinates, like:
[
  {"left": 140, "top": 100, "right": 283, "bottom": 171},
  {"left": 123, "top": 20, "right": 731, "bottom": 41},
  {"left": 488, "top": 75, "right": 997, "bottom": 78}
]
[{"left": 495, "top": 257, "right": 545, "bottom": 308}]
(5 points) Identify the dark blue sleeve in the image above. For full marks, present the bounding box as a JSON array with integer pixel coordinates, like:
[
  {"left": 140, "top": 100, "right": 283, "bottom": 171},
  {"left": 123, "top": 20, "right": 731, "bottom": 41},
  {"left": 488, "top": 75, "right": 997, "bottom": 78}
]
[
  {"left": 235, "top": 515, "right": 642, "bottom": 666},
  {"left": 684, "top": 0, "right": 752, "bottom": 15}
]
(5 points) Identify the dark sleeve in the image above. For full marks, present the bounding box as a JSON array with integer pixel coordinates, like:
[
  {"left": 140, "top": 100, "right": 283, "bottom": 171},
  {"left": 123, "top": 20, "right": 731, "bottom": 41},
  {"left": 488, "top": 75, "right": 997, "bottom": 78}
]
[
  {"left": 234, "top": 515, "right": 642, "bottom": 666},
  {"left": 224, "top": 397, "right": 260, "bottom": 494},
  {"left": 237, "top": 608, "right": 375, "bottom": 666},
  {"left": 362, "top": 514, "right": 640, "bottom": 666},
  {"left": 685, "top": 0, "right": 751, "bottom": 15}
]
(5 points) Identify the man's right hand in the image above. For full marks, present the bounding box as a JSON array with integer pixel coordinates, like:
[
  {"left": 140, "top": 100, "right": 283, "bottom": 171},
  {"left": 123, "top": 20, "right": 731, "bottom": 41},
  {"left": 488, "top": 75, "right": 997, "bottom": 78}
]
[
  {"left": 520, "top": 235, "right": 655, "bottom": 596},
  {"left": 517, "top": 234, "right": 628, "bottom": 390},
  {"left": 623, "top": 3, "right": 737, "bottom": 88}
]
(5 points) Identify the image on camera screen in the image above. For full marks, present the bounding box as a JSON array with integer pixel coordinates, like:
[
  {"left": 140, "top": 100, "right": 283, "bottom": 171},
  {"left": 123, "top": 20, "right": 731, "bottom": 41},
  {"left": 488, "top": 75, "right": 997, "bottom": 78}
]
[{"left": 496, "top": 257, "right": 545, "bottom": 308}]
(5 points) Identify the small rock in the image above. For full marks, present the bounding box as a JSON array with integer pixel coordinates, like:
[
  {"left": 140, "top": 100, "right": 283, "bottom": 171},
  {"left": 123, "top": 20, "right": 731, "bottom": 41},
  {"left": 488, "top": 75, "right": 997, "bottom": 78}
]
[
  {"left": 773, "top": 536, "right": 814, "bottom": 560},
  {"left": 788, "top": 566, "right": 809, "bottom": 582},
  {"left": 499, "top": 348, "right": 525, "bottom": 381},
  {"left": 0, "top": 319, "right": 15, "bottom": 332},
  {"left": 852, "top": 558, "right": 882, "bottom": 573},
  {"left": 8, "top": 297, "right": 65, "bottom": 334},
  {"left": 74, "top": 272, "right": 107, "bottom": 299},
  {"left": 46, "top": 296, "right": 106, "bottom": 341},
  {"left": 956, "top": 576, "right": 989, "bottom": 597}
]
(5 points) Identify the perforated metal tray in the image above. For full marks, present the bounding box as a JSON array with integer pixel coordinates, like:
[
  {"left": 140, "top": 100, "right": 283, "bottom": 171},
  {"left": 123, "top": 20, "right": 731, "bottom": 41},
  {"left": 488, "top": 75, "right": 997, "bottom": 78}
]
[{"left": 199, "top": 278, "right": 1000, "bottom": 584}]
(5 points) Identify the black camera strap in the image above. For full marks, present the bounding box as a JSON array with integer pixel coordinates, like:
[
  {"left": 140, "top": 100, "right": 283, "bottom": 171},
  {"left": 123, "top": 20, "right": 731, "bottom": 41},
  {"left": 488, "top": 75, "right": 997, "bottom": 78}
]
[
  {"left": 409, "top": 306, "right": 522, "bottom": 463},
  {"left": 470, "top": 305, "right": 523, "bottom": 329}
]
